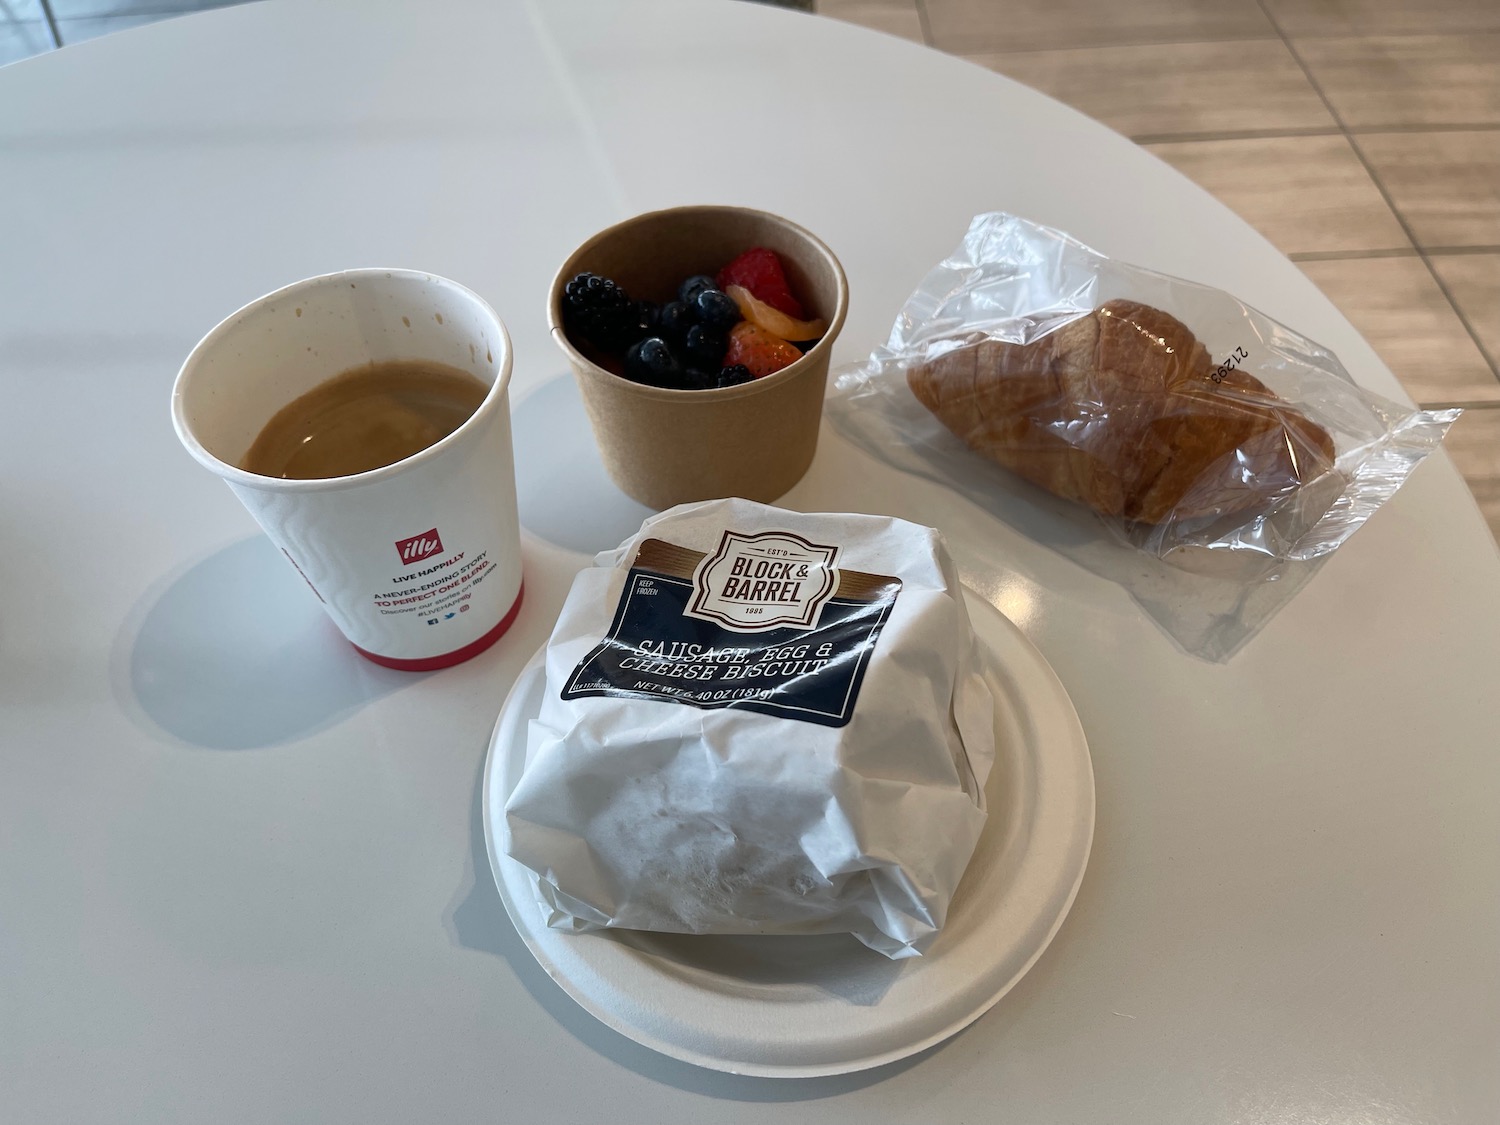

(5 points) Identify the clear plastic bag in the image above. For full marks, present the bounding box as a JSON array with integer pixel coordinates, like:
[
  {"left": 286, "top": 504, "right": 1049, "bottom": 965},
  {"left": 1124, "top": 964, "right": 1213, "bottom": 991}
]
[{"left": 827, "top": 213, "right": 1459, "bottom": 660}]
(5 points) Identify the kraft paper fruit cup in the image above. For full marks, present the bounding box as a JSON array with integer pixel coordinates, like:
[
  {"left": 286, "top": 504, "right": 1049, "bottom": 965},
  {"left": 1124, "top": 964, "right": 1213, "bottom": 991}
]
[
  {"left": 549, "top": 206, "right": 848, "bottom": 510},
  {"left": 171, "top": 269, "right": 523, "bottom": 671}
]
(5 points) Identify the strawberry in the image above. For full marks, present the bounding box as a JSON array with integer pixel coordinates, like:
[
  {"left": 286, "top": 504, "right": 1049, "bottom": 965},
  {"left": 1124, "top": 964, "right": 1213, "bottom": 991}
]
[
  {"left": 716, "top": 248, "right": 805, "bottom": 320},
  {"left": 723, "top": 321, "right": 802, "bottom": 379}
]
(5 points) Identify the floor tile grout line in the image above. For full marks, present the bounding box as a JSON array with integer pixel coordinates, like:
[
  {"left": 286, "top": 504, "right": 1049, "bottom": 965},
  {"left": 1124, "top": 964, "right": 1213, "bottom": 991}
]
[
  {"left": 1292, "top": 246, "right": 1500, "bottom": 260},
  {"left": 1350, "top": 123, "right": 1500, "bottom": 135},
  {"left": 37, "top": 0, "right": 60, "bottom": 48},
  {"left": 912, "top": 0, "right": 933, "bottom": 49},
  {"left": 1255, "top": 0, "right": 1500, "bottom": 385},
  {"left": 1258, "top": 24, "right": 1500, "bottom": 40},
  {"left": 1420, "top": 401, "right": 1500, "bottom": 411},
  {"left": 1288, "top": 248, "right": 1423, "bottom": 262},
  {"left": 1133, "top": 127, "right": 1345, "bottom": 145},
  {"left": 1130, "top": 125, "right": 1500, "bottom": 147},
  {"left": 943, "top": 32, "right": 1283, "bottom": 56}
]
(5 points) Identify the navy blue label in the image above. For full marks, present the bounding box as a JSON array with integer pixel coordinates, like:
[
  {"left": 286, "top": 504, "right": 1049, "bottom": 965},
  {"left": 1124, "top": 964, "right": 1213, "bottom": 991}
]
[{"left": 562, "top": 568, "right": 900, "bottom": 728}]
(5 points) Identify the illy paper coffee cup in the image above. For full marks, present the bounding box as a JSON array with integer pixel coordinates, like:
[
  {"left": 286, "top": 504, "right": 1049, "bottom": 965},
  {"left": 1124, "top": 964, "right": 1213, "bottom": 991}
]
[{"left": 171, "top": 269, "right": 524, "bottom": 671}]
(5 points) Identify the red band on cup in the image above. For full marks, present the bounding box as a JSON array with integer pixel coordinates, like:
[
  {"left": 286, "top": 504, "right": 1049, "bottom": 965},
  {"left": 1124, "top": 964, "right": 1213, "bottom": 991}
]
[{"left": 351, "top": 584, "right": 525, "bottom": 672}]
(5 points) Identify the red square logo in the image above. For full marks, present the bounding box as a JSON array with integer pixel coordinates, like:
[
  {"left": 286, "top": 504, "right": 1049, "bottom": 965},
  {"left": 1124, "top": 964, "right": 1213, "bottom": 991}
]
[{"left": 396, "top": 528, "right": 444, "bottom": 566}]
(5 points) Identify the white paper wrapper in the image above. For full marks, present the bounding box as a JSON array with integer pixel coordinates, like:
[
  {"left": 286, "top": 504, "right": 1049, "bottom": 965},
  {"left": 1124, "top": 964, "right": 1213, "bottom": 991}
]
[{"left": 504, "top": 499, "right": 995, "bottom": 958}]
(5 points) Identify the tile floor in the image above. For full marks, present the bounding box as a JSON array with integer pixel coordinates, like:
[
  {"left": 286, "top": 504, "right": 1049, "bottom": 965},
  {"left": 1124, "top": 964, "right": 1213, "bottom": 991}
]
[
  {"left": 819, "top": 0, "right": 1500, "bottom": 543},
  {"left": 3, "top": 0, "right": 1497, "bottom": 542}
]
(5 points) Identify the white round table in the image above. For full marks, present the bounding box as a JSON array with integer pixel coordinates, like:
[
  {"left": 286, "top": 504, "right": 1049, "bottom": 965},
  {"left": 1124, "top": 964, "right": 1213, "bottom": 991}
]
[{"left": 3, "top": 1, "right": 1497, "bottom": 1121}]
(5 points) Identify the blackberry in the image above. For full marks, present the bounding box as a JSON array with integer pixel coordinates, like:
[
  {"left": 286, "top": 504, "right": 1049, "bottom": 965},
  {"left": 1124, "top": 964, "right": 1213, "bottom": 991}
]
[
  {"left": 562, "top": 272, "right": 640, "bottom": 350},
  {"left": 715, "top": 364, "right": 754, "bottom": 388}
]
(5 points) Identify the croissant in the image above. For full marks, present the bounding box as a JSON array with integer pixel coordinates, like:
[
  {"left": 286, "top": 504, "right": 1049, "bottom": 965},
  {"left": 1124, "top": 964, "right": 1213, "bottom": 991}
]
[{"left": 907, "top": 300, "right": 1336, "bottom": 526}]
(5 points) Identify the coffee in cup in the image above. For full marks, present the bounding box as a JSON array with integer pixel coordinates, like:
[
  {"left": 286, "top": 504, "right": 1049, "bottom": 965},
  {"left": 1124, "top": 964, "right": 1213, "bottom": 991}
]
[{"left": 241, "top": 360, "right": 490, "bottom": 480}]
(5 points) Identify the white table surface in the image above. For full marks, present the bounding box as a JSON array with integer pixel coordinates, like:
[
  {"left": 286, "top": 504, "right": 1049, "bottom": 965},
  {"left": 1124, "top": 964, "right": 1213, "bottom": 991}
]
[{"left": 3, "top": 1, "right": 1498, "bottom": 1121}]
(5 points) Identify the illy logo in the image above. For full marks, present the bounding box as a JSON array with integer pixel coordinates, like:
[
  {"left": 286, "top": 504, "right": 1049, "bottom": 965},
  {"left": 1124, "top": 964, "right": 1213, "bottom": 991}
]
[{"left": 396, "top": 528, "right": 445, "bottom": 566}]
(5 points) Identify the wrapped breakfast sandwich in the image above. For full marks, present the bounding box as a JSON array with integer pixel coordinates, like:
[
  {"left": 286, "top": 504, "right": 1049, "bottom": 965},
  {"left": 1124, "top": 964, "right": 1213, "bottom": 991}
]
[{"left": 504, "top": 498, "right": 995, "bottom": 958}]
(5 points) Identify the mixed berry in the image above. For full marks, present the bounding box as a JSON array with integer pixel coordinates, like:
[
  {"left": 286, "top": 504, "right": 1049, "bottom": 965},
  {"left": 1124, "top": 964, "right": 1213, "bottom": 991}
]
[{"left": 562, "top": 247, "right": 826, "bottom": 390}]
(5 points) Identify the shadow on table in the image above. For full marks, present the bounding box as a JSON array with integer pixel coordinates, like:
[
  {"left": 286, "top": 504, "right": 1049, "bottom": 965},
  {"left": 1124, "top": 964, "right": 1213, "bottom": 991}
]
[
  {"left": 115, "top": 534, "right": 414, "bottom": 750},
  {"left": 511, "top": 372, "right": 655, "bottom": 556},
  {"left": 820, "top": 398, "right": 1334, "bottom": 663},
  {"left": 444, "top": 748, "right": 942, "bottom": 1098}
]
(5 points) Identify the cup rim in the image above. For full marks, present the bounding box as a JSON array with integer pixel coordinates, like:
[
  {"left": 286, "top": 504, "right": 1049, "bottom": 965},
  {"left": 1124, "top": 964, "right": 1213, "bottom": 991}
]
[
  {"left": 171, "top": 268, "right": 514, "bottom": 494},
  {"left": 547, "top": 205, "right": 849, "bottom": 402}
]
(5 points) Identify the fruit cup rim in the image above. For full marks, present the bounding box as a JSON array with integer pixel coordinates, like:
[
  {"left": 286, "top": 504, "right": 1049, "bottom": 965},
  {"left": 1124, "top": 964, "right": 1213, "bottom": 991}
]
[{"left": 547, "top": 204, "right": 849, "bottom": 402}]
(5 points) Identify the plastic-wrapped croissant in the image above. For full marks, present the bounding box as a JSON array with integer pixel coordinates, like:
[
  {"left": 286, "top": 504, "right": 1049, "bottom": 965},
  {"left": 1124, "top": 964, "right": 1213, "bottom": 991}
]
[{"left": 907, "top": 300, "right": 1336, "bottom": 525}]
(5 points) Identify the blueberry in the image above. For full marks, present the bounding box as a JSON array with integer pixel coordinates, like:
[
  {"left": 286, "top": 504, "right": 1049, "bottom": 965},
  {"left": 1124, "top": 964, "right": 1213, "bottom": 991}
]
[
  {"left": 684, "top": 324, "right": 726, "bottom": 370},
  {"left": 658, "top": 299, "right": 696, "bottom": 342},
  {"left": 623, "top": 340, "right": 650, "bottom": 382},
  {"left": 715, "top": 364, "right": 754, "bottom": 388},
  {"left": 678, "top": 274, "right": 718, "bottom": 304},
  {"left": 624, "top": 337, "right": 683, "bottom": 387},
  {"left": 694, "top": 288, "right": 741, "bottom": 331},
  {"left": 682, "top": 367, "right": 716, "bottom": 390}
]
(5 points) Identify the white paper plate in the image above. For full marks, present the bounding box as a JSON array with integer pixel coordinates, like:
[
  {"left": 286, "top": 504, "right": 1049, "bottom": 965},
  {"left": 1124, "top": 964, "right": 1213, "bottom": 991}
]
[{"left": 482, "top": 590, "right": 1094, "bottom": 1078}]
